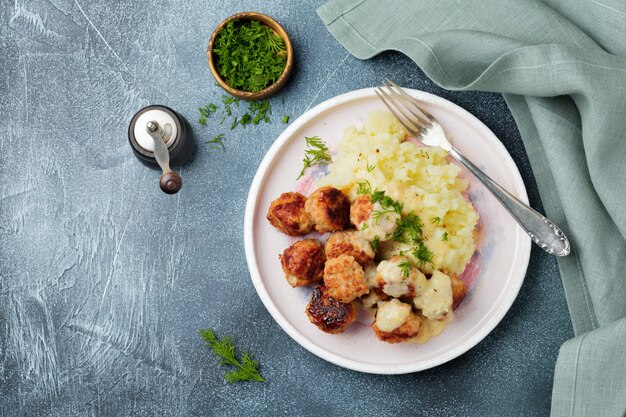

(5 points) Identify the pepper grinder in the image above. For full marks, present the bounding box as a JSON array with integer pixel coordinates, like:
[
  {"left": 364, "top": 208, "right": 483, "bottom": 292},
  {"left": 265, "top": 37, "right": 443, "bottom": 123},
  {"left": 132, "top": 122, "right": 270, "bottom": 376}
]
[{"left": 128, "top": 105, "right": 193, "bottom": 194}]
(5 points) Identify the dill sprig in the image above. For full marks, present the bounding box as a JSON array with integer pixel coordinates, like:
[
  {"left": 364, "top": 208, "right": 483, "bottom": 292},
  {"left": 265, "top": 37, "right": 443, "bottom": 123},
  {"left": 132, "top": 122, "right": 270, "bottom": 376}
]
[
  {"left": 297, "top": 136, "right": 332, "bottom": 179},
  {"left": 206, "top": 134, "right": 225, "bottom": 150},
  {"left": 398, "top": 261, "right": 412, "bottom": 278},
  {"left": 199, "top": 328, "right": 265, "bottom": 383}
]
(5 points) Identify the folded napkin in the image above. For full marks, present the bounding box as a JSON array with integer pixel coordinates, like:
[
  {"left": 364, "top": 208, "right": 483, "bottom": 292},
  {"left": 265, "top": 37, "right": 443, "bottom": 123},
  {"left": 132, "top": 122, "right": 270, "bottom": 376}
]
[{"left": 317, "top": 0, "right": 626, "bottom": 415}]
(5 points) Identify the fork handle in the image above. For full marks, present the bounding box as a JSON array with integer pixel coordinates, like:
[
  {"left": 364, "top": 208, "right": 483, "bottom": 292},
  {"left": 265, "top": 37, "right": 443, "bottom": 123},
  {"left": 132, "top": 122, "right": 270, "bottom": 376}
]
[{"left": 449, "top": 147, "right": 570, "bottom": 256}]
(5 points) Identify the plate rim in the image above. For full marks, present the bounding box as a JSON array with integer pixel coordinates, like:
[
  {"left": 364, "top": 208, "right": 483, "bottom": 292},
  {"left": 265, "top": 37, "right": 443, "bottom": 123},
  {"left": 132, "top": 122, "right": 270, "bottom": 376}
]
[{"left": 244, "top": 87, "right": 531, "bottom": 374}]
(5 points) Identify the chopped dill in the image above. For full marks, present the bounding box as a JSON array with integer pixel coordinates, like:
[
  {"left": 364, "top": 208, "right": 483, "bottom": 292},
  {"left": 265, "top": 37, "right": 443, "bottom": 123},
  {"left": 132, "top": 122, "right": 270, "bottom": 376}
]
[
  {"left": 283, "top": 115, "right": 290, "bottom": 123},
  {"left": 430, "top": 217, "right": 441, "bottom": 224},
  {"left": 206, "top": 134, "right": 225, "bottom": 150},
  {"left": 198, "top": 103, "right": 218, "bottom": 125},
  {"left": 412, "top": 240, "right": 434, "bottom": 267},
  {"left": 371, "top": 236, "right": 380, "bottom": 253},
  {"left": 212, "top": 19, "right": 287, "bottom": 92},
  {"left": 442, "top": 232, "right": 449, "bottom": 241},
  {"left": 398, "top": 261, "right": 412, "bottom": 278}
]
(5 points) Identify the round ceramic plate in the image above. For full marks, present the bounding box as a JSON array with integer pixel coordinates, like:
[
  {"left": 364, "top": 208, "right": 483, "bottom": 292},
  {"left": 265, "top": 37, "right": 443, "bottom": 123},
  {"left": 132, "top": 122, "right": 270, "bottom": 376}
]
[{"left": 244, "top": 88, "right": 531, "bottom": 374}]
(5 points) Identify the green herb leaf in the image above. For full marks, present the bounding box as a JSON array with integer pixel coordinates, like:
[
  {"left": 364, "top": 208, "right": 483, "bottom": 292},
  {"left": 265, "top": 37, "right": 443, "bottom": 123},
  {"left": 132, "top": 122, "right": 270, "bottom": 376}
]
[
  {"left": 198, "top": 103, "right": 218, "bottom": 125},
  {"left": 297, "top": 136, "right": 331, "bottom": 180},
  {"left": 206, "top": 134, "right": 226, "bottom": 150},
  {"left": 412, "top": 240, "right": 434, "bottom": 267},
  {"left": 199, "top": 328, "right": 265, "bottom": 383},
  {"left": 398, "top": 261, "right": 412, "bottom": 278},
  {"left": 283, "top": 115, "right": 290, "bottom": 123},
  {"left": 371, "top": 236, "right": 380, "bottom": 253},
  {"left": 430, "top": 217, "right": 441, "bottom": 224},
  {"left": 442, "top": 232, "right": 449, "bottom": 241}
]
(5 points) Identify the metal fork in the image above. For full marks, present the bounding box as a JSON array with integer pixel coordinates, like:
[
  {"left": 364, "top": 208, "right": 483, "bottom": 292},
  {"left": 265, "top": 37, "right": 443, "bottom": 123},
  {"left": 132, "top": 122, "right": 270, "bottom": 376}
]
[{"left": 376, "top": 79, "right": 570, "bottom": 256}]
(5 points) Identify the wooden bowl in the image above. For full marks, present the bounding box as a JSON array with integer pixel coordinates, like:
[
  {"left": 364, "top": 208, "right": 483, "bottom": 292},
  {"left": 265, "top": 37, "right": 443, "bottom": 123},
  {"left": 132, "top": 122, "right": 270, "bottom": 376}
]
[{"left": 207, "top": 12, "right": 294, "bottom": 101}]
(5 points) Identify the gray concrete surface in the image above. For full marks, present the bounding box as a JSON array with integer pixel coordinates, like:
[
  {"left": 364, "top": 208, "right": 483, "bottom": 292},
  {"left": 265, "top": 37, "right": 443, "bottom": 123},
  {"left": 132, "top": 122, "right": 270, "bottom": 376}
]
[{"left": 0, "top": 1, "right": 573, "bottom": 415}]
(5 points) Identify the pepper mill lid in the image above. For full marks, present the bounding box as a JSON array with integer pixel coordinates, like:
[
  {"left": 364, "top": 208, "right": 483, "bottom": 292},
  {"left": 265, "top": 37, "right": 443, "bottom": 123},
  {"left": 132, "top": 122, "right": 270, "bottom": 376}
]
[{"left": 132, "top": 107, "right": 178, "bottom": 152}]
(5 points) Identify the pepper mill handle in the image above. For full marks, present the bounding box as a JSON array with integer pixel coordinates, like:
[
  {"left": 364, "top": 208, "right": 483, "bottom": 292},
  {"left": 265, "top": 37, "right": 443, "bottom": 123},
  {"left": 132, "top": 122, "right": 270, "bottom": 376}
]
[
  {"left": 160, "top": 171, "right": 182, "bottom": 194},
  {"left": 146, "top": 121, "right": 182, "bottom": 195}
]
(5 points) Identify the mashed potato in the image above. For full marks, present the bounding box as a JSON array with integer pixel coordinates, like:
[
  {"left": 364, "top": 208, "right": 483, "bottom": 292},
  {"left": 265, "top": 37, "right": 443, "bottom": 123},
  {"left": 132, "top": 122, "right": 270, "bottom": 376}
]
[{"left": 318, "top": 110, "right": 478, "bottom": 275}]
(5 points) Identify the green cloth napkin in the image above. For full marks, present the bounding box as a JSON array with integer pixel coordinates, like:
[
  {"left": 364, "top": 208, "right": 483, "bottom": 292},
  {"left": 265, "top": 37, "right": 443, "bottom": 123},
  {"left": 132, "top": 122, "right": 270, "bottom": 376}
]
[{"left": 317, "top": 0, "right": 626, "bottom": 415}]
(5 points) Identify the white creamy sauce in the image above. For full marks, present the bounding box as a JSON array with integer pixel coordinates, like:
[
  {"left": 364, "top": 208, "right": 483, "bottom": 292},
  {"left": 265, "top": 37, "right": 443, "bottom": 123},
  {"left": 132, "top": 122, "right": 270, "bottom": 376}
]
[
  {"left": 364, "top": 263, "right": 378, "bottom": 288},
  {"left": 375, "top": 299, "right": 411, "bottom": 332},
  {"left": 413, "top": 270, "right": 453, "bottom": 320},
  {"left": 414, "top": 312, "right": 454, "bottom": 344}
]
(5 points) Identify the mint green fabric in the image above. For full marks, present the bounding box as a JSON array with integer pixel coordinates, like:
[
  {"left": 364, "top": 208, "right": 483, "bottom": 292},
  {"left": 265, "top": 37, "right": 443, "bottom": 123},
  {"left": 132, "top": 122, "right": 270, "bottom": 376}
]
[{"left": 316, "top": 1, "right": 626, "bottom": 415}]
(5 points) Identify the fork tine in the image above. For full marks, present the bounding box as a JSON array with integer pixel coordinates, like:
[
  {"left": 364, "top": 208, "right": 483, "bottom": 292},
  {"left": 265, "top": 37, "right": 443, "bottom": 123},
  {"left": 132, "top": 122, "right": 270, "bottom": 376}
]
[
  {"left": 375, "top": 88, "right": 423, "bottom": 137},
  {"left": 384, "top": 79, "right": 436, "bottom": 124}
]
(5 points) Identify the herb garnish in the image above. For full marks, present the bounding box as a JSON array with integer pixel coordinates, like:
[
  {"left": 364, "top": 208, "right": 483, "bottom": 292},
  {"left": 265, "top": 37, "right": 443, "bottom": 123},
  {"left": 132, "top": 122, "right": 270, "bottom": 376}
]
[
  {"left": 283, "top": 115, "right": 290, "bottom": 123},
  {"left": 357, "top": 182, "right": 434, "bottom": 267},
  {"left": 442, "top": 232, "right": 449, "bottom": 241},
  {"left": 357, "top": 181, "right": 403, "bottom": 215},
  {"left": 198, "top": 95, "right": 275, "bottom": 149},
  {"left": 198, "top": 103, "right": 218, "bottom": 125},
  {"left": 298, "top": 136, "right": 332, "bottom": 179},
  {"left": 213, "top": 20, "right": 287, "bottom": 92},
  {"left": 206, "top": 134, "right": 225, "bottom": 150},
  {"left": 199, "top": 328, "right": 265, "bottom": 383},
  {"left": 430, "top": 217, "right": 441, "bottom": 224},
  {"left": 398, "top": 261, "right": 412, "bottom": 278},
  {"left": 371, "top": 236, "right": 380, "bottom": 253}
]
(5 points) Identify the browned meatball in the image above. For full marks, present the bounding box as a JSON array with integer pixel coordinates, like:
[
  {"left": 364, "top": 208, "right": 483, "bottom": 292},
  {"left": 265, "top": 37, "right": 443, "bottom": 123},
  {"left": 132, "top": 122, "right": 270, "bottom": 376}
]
[
  {"left": 306, "top": 285, "right": 357, "bottom": 334},
  {"left": 323, "top": 254, "right": 369, "bottom": 303},
  {"left": 279, "top": 239, "right": 325, "bottom": 287},
  {"left": 350, "top": 194, "right": 373, "bottom": 227},
  {"left": 267, "top": 192, "right": 314, "bottom": 236},
  {"left": 449, "top": 272, "right": 468, "bottom": 308},
  {"left": 325, "top": 230, "right": 375, "bottom": 266},
  {"left": 372, "top": 300, "right": 423, "bottom": 344},
  {"left": 304, "top": 186, "right": 350, "bottom": 233}
]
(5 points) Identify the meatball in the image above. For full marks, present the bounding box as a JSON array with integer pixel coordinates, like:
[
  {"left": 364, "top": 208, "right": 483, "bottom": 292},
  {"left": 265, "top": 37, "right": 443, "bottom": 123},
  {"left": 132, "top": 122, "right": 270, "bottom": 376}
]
[
  {"left": 323, "top": 254, "right": 369, "bottom": 303},
  {"left": 449, "top": 272, "right": 468, "bottom": 307},
  {"left": 304, "top": 186, "right": 350, "bottom": 233},
  {"left": 279, "top": 239, "right": 325, "bottom": 287},
  {"left": 372, "top": 299, "right": 422, "bottom": 343},
  {"left": 413, "top": 270, "right": 453, "bottom": 320},
  {"left": 325, "top": 231, "right": 375, "bottom": 266},
  {"left": 360, "top": 288, "right": 389, "bottom": 309},
  {"left": 267, "top": 192, "right": 314, "bottom": 236},
  {"left": 350, "top": 194, "right": 400, "bottom": 241},
  {"left": 375, "top": 256, "right": 428, "bottom": 298},
  {"left": 306, "top": 285, "right": 357, "bottom": 334}
]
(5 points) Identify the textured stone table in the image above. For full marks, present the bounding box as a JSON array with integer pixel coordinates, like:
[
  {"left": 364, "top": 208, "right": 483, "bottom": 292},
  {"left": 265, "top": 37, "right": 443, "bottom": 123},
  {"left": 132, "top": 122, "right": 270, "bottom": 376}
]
[{"left": 0, "top": 1, "right": 574, "bottom": 415}]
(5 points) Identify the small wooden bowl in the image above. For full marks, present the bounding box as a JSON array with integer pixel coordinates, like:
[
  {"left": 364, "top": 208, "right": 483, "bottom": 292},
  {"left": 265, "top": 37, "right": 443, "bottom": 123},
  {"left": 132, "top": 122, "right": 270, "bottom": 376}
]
[{"left": 207, "top": 12, "right": 294, "bottom": 101}]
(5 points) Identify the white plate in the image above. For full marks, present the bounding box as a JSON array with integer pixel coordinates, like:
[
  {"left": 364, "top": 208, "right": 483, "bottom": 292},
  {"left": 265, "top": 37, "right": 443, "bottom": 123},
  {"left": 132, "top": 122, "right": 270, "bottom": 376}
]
[{"left": 244, "top": 88, "right": 531, "bottom": 374}]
